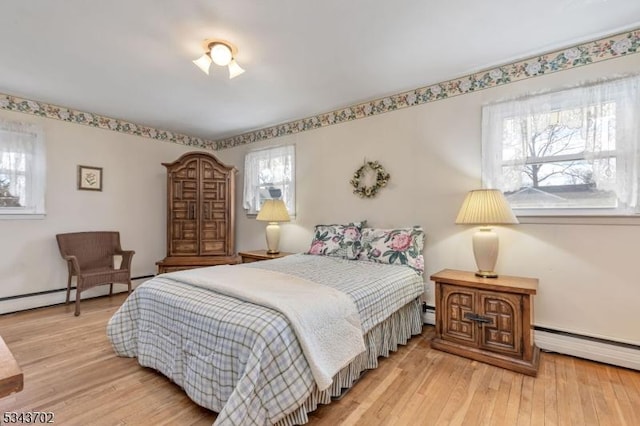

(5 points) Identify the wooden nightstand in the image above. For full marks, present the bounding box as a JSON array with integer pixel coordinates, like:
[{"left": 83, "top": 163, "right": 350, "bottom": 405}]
[
  {"left": 430, "top": 269, "right": 539, "bottom": 376},
  {"left": 0, "top": 336, "right": 22, "bottom": 398},
  {"left": 239, "top": 250, "right": 293, "bottom": 263}
]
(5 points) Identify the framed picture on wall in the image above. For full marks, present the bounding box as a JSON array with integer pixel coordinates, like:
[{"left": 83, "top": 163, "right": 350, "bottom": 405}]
[{"left": 77, "top": 165, "right": 103, "bottom": 191}]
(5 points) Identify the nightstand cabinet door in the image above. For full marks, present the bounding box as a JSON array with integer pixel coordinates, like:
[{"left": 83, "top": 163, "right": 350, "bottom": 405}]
[
  {"left": 478, "top": 291, "right": 522, "bottom": 357},
  {"left": 441, "top": 285, "right": 477, "bottom": 345}
]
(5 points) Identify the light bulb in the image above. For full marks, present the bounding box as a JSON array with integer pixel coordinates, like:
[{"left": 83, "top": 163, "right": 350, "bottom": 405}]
[{"left": 210, "top": 43, "right": 232, "bottom": 66}]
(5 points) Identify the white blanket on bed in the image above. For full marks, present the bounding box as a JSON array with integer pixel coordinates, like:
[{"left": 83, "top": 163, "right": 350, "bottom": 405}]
[{"left": 163, "top": 264, "right": 366, "bottom": 390}]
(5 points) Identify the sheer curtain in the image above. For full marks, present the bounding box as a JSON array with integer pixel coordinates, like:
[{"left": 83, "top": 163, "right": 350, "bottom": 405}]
[
  {"left": 0, "top": 119, "right": 46, "bottom": 215},
  {"left": 243, "top": 145, "right": 295, "bottom": 215},
  {"left": 482, "top": 74, "right": 640, "bottom": 212}
]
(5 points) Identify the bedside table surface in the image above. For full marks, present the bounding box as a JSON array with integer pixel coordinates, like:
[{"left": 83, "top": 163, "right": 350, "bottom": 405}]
[
  {"left": 239, "top": 250, "right": 294, "bottom": 260},
  {"left": 430, "top": 269, "right": 538, "bottom": 294}
]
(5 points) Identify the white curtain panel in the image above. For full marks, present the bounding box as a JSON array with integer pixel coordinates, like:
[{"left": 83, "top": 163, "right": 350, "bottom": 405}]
[
  {"left": 0, "top": 119, "right": 46, "bottom": 214},
  {"left": 243, "top": 144, "right": 295, "bottom": 215},
  {"left": 482, "top": 74, "right": 640, "bottom": 212}
]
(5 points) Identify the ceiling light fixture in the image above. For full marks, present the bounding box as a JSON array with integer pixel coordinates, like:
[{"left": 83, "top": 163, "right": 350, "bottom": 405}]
[{"left": 192, "top": 39, "right": 245, "bottom": 79}]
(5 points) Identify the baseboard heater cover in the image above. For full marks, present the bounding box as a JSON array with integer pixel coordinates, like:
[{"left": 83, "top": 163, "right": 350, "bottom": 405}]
[
  {"left": 422, "top": 303, "right": 435, "bottom": 325},
  {"left": 422, "top": 304, "right": 638, "bottom": 371},
  {"left": 0, "top": 275, "right": 152, "bottom": 303},
  {"left": 534, "top": 327, "right": 640, "bottom": 371},
  {"left": 0, "top": 275, "right": 152, "bottom": 315}
]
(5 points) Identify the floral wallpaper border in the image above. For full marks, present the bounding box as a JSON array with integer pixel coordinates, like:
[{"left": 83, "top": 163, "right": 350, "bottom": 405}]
[
  {"left": 214, "top": 27, "right": 640, "bottom": 151},
  {"left": 1, "top": 28, "right": 638, "bottom": 151},
  {"left": 0, "top": 95, "right": 217, "bottom": 150}
]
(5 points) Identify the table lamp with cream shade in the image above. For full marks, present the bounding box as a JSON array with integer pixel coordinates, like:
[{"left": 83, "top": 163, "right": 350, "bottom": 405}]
[
  {"left": 455, "top": 189, "right": 519, "bottom": 278},
  {"left": 256, "top": 199, "right": 290, "bottom": 254}
]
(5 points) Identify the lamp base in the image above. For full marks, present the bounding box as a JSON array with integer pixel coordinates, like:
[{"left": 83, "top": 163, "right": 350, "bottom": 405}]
[
  {"left": 265, "top": 222, "right": 281, "bottom": 254},
  {"left": 472, "top": 227, "right": 500, "bottom": 279},
  {"left": 475, "top": 270, "right": 498, "bottom": 278}
]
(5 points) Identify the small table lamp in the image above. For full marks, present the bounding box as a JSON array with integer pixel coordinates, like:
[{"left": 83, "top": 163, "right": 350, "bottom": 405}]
[
  {"left": 256, "top": 199, "right": 290, "bottom": 254},
  {"left": 455, "top": 189, "right": 518, "bottom": 278}
]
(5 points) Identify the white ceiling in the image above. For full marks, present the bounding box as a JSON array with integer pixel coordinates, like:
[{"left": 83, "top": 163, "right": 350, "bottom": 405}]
[{"left": 1, "top": 1, "right": 639, "bottom": 141}]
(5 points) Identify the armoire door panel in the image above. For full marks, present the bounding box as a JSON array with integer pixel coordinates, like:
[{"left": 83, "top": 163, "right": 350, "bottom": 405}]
[
  {"left": 173, "top": 211, "right": 188, "bottom": 220},
  {"left": 202, "top": 181, "right": 218, "bottom": 190},
  {"left": 200, "top": 218, "right": 227, "bottom": 255},
  {"left": 182, "top": 230, "right": 196, "bottom": 240},
  {"left": 173, "top": 241, "right": 198, "bottom": 254},
  {"left": 168, "top": 158, "right": 199, "bottom": 256},
  {"left": 201, "top": 241, "right": 225, "bottom": 253},
  {"left": 180, "top": 190, "right": 197, "bottom": 200},
  {"left": 199, "top": 158, "right": 230, "bottom": 256},
  {"left": 200, "top": 165, "right": 227, "bottom": 180},
  {"left": 173, "top": 200, "right": 188, "bottom": 210}
]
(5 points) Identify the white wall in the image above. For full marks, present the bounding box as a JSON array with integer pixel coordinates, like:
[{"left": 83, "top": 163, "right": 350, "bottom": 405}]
[
  {"left": 0, "top": 109, "right": 196, "bottom": 313},
  {"left": 216, "top": 53, "right": 640, "bottom": 346}
]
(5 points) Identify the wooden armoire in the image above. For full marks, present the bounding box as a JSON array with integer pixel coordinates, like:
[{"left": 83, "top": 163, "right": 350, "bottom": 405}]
[{"left": 156, "top": 152, "right": 241, "bottom": 273}]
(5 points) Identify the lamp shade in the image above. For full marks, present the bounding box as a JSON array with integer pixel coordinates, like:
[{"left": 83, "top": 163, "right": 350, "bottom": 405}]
[
  {"left": 227, "top": 59, "right": 245, "bottom": 79},
  {"left": 192, "top": 54, "right": 212, "bottom": 75},
  {"left": 455, "top": 189, "right": 518, "bottom": 225},
  {"left": 256, "top": 199, "right": 290, "bottom": 222}
]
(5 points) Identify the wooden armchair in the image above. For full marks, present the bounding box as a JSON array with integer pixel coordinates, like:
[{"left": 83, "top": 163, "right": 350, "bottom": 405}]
[{"left": 56, "top": 231, "right": 135, "bottom": 316}]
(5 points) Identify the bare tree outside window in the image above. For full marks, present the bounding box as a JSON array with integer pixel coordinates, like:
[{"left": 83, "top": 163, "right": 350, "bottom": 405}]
[
  {"left": 500, "top": 104, "right": 617, "bottom": 209},
  {"left": 483, "top": 75, "right": 640, "bottom": 216}
]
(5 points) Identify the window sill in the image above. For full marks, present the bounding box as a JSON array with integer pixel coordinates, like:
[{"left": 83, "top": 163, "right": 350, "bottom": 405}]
[
  {"left": 516, "top": 214, "right": 640, "bottom": 226},
  {"left": 0, "top": 213, "right": 46, "bottom": 220}
]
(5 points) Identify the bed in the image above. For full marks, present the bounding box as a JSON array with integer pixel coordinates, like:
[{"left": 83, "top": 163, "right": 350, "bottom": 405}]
[{"left": 107, "top": 253, "right": 424, "bottom": 425}]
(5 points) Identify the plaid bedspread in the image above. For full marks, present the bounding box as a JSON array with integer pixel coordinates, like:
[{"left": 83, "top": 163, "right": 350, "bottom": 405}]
[{"left": 107, "top": 254, "right": 424, "bottom": 425}]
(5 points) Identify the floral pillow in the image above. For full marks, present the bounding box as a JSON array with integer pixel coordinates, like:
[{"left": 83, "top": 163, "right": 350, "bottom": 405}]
[
  {"left": 306, "top": 222, "right": 364, "bottom": 260},
  {"left": 358, "top": 226, "right": 425, "bottom": 273}
]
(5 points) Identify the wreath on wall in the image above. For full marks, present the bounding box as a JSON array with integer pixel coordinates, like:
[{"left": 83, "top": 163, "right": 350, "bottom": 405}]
[{"left": 350, "top": 161, "right": 391, "bottom": 198}]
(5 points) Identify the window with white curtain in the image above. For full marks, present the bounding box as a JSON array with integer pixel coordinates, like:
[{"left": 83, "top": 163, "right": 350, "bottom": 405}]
[
  {"left": 482, "top": 75, "right": 640, "bottom": 216},
  {"left": 0, "top": 119, "right": 46, "bottom": 217},
  {"left": 243, "top": 145, "right": 295, "bottom": 215}
]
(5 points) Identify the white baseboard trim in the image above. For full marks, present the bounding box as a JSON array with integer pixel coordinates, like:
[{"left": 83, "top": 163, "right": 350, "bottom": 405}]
[{"left": 535, "top": 330, "right": 640, "bottom": 371}]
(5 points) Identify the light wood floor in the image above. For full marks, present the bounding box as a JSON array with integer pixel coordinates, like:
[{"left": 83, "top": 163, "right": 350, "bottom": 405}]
[{"left": 0, "top": 294, "right": 638, "bottom": 426}]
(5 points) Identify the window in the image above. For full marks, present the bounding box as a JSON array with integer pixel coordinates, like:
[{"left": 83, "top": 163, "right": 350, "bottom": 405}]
[
  {"left": 0, "top": 119, "right": 46, "bottom": 217},
  {"left": 482, "top": 75, "right": 640, "bottom": 216},
  {"left": 243, "top": 145, "right": 295, "bottom": 215}
]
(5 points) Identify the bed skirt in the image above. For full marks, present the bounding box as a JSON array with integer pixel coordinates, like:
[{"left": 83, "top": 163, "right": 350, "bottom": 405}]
[{"left": 272, "top": 297, "right": 423, "bottom": 426}]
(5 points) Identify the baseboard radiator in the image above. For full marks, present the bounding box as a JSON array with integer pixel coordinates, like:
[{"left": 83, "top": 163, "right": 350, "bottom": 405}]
[
  {"left": 422, "top": 304, "right": 640, "bottom": 371},
  {"left": 0, "top": 275, "right": 152, "bottom": 315}
]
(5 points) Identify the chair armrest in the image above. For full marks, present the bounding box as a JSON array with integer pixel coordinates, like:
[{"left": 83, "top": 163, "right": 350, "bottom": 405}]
[
  {"left": 63, "top": 255, "right": 81, "bottom": 274},
  {"left": 116, "top": 250, "right": 135, "bottom": 270}
]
